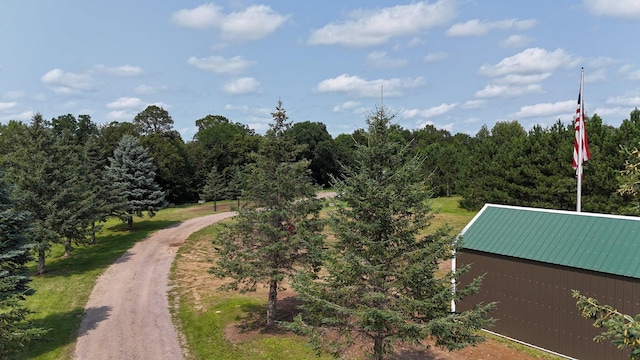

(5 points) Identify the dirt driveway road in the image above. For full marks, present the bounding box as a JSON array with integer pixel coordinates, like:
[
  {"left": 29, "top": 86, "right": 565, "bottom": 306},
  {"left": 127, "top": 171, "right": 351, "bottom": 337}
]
[{"left": 74, "top": 212, "right": 235, "bottom": 360}]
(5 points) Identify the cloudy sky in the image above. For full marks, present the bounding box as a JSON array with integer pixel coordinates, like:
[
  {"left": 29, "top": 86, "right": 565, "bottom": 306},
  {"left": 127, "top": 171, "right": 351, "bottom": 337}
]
[{"left": 2, "top": 0, "right": 640, "bottom": 139}]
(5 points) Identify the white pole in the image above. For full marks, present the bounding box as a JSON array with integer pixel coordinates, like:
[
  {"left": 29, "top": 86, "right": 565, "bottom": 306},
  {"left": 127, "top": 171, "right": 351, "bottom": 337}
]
[
  {"left": 451, "top": 250, "right": 456, "bottom": 312},
  {"left": 576, "top": 68, "right": 584, "bottom": 212}
]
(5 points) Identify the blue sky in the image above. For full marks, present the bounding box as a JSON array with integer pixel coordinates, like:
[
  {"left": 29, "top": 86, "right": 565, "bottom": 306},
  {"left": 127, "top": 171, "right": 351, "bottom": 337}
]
[{"left": 2, "top": 0, "right": 640, "bottom": 139}]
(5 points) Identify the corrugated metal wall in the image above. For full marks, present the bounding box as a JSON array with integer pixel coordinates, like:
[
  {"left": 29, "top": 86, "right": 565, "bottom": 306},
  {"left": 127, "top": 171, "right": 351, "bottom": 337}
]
[{"left": 457, "top": 250, "right": 639, "bottom": 360}]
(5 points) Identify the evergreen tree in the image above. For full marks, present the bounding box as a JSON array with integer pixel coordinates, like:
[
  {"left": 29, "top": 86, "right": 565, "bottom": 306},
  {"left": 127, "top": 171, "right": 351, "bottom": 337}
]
[
  {"left": 573, "top": 290, "right": 640, "bottom": 359},
  {"left": 200, "top": 167, "right": 226, "bottom": 211},
  {"left": 83, "top": 137, "right": 126, "bottom": 243},
  {"left": 209, "top": 100, "right": 325, "bottom": 326},
  {"left": 287, "top": 107, "right": 495, "bottom": 360},
  {"left": 4, "top": 114, "right": 60, "bottom": 274},
  {"left": 50, "top": 114, "right": 96, "bottom": 257},
  {"left": 0, "top": 171, "right": 48, "bottom": 356},
  {"left": 106, "top": 135, "right": 167, "bottom": 230}
]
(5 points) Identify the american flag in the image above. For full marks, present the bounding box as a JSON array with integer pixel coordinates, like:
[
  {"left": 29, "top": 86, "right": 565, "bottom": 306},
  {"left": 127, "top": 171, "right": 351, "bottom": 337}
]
[{"left": 572, "top": 75, "right": 590, "bottom": 176}]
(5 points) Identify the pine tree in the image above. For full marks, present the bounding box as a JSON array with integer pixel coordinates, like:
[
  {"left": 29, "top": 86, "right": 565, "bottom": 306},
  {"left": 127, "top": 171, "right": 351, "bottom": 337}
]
[
  {"left": 209, "top": 100, "right": 326, "bottom": 326},
  {"left": 4, "top": 114, "right": 60, "bottom": 274},
  {"left": 0, "top": 170, "right": 48, "bottom": 356},
  {"left": 200, "top": 167, "right": 226, "bottom": 211},
  {"left": 83, "top": 136, "right": 126, "bottom": 243},
  {"left": 287, "top": 107, "right": 495, "bottom": 359},
  {"left": 106, "top": 135, "right": 167, "bottom": 230}
]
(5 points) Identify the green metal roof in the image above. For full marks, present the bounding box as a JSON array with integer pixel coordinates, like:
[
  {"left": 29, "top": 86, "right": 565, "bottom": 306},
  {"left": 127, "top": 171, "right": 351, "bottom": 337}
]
[{"left": 459, "top": 204, "right": 640, "bottom": 279}]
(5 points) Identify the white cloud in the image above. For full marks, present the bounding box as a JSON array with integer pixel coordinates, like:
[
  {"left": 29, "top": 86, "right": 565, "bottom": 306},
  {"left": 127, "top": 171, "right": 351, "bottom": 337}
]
[
  {"left": 479, "top": 48, "right": 577, "bottom": 77},
  {"left": 107, "top": 97, "right": 144, "bottom": 109},
  {"left": 172, "top": 4, "right": 288, "bottom": 41},
  {"left": 95, "top": 64, "right": 143, "bottom": 76},
  {"left": 462, "top": 99, "right": 486, "bottom": 109},
  {"left": 316, "top": 74, "right": 425, "bottom": 97},
  {"left": 106, "top": 110, "right": 137, "bottom": 121},
  {"left": 619, "top": 65, "right": 640, "bottom": 81},
  {"left": 417, "top": 120, "right": 454, "bottom": 132},
  {"left": 500, "top": 34, "right": 532, "bottom": 48},
  {"left": 584, "top": 0, "right": 640, "bottom": 20},
  {"left": 187, "top": 55, "right": 253, "bottom": 74},
  {"left": 0, "top": 102, "right": 17, "bottom": 111},
  {"left": 605, "top": 95, "right": 640, "bottom": 106},
  {"left": 513, "top": 100, "right": 575, "bottom": 118},
  {"left": 221, "top": 5, "right": 289, "bottom": 40},
  {"left": 447, "top": 18, "right": 536, "bottom": 37},
  {"left": 0, "top": 110, "right": 33, "bottom": 122},
  {"left": 591, "top": 106, "right": 629, "bottom": 119},
  {"left": 2, "top": 91, "right": 25, "bottom": 101},
  {"left": 495, "top": 73, "right": 552, "bottom": 84},
  {"left": 585, "top": 68, "right": 607, "bottom": 83},
  {"left": 475, "top": 83, "right": 542, "bottom": 98},
  {"left": 333, "top": 101, "right": 361, "bottom": 112},
  {"left": 401, "top": 103, "right": 457, "bottom": 119},
  {"left": 223, "top": 77, "right": 260, "bottom": 94},
  {"left": 424, "top": 51, "right": 448, "bottom": 62},
  {"left": 308, "top": 0, "right": 457, "bottom": 47},
  {"left": 41, "top": 68, "right": 94, "bottom": 94},
  {"left": 367, "top": 51, "right": 407, "bottom": 68},
  {"left": 171, "top": 3, "right": 222, "bottom": 30}
]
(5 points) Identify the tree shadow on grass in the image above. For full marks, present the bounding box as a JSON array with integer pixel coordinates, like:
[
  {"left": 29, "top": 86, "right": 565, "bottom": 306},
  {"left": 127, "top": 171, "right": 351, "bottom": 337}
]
[
  {"left": 233, "top": 295, "right": 302, "bottom": 335},
  {"left": 33, "top": 220, "right": 178, "bottom": 278},
  {"left": 13, "top": 307, "right": 85, "bottom": 360}
]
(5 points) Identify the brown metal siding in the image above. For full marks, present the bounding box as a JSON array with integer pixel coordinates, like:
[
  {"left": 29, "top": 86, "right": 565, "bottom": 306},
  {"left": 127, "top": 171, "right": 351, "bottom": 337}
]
[{"left": 457, "top": 250, "right": 638, "bottom": 360}]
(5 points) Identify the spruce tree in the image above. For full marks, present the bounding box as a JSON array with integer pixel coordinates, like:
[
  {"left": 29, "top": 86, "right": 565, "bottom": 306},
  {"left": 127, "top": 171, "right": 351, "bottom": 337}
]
[
  {"left": 200, "top": 167, "right": 226, "bottom": 211},
  {"left": 209, "top": 100, "right": 325, "bottom": 326},
  {"left": 0, "top": 170, "right": 48, "bottom": 356},
  {"left": 106, "top": 135, "right": 167, "bottom": 230},
  {"left": 288, "top": 107, "right": 495, "bottom": 359},
  {"left": 5, "top": 114, "right": 60, "bottom": 274}
]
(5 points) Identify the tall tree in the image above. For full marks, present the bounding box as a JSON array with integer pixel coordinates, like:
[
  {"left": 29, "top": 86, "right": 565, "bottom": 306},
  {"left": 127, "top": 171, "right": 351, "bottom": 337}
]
[
  {"left": 287, "top": 107, "right": 495, "bottom": 360},
  {"left": 139, "top": 131, "right": 195, "bottom": 204},
  {"left": 50, "top": 114, "right": 96, "bottom": 257},
  {"left": 188, "top": 115, "right": 258, "bottom": 196},
  {"left": 210, "top": 100, "right": 325, "bottom": 326},
  {"left": 285, "top": 121, "right": 338, "bottom": 187},
  {"left": 4, "top": 114, "right": 60, "bottom": 274},
  {"left": 0, "top": 170, "right": 47, "bottom": 356},
  {"left": 83, "top": 136, "right": 126, "bottom": 243},
  {"left": 106, "top": 135, "right": 167, "bottom": 230},
  {"left": 132, "top": 105, "right": 174, "bottom": 136},
  {"left": 200, "top": 167, "right": 226, "bottom": 211}
]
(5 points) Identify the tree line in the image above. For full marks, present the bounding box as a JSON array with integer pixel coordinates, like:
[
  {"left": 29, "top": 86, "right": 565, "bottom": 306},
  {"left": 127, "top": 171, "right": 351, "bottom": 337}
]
[{"left": 3, "top": 105, "right": 640, "bottom": 215}]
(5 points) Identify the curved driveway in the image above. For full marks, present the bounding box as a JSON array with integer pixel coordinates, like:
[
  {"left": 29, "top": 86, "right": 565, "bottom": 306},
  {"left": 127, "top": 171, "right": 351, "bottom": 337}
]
[{"left": 74, "top": 212, "right": 235, "bottom": 360}]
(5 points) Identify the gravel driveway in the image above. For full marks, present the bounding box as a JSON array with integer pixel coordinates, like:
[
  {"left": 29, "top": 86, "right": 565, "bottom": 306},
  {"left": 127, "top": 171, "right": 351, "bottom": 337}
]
[{"left": 73, "top": 212, "right": 235, "bottom": 360}]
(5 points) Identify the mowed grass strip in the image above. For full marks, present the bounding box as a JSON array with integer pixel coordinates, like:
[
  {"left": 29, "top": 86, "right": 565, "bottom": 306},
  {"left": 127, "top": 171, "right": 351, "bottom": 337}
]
[{"left": 15, "top": 202, "right": 224, "bottom": 360}]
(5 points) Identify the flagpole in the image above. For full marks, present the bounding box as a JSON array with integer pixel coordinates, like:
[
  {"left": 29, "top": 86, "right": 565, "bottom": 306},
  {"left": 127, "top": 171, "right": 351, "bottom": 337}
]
[{"left": 576, "top": 68, "right": 584, "bottom": 212}]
